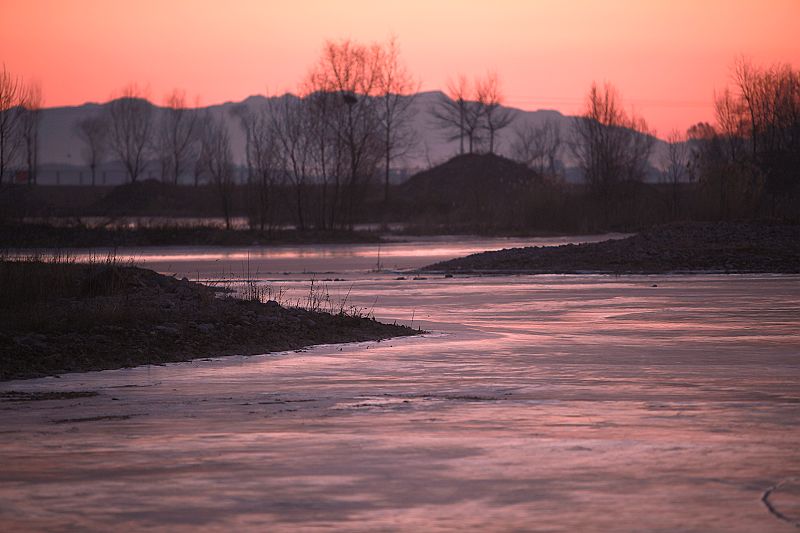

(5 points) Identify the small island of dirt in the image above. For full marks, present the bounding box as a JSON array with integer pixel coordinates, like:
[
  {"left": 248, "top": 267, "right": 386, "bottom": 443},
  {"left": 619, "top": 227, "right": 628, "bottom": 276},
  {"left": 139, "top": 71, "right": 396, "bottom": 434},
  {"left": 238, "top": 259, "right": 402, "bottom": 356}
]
[
  {"left": 0, "top": 260, "right": 418, "bottom": 381},
  {"left": 423, "top": 222, "right": 800, "bottom": 274}
]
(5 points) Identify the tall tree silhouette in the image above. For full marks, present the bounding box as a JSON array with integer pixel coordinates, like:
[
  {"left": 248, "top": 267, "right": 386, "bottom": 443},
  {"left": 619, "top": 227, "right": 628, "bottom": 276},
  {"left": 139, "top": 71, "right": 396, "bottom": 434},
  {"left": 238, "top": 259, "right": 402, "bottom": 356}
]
[
  {"left": 305, "top": 39, "right": 383, "bottom": 229},
  {"left": 571, "top": 82, "right": 654, "bottom": 226},
  {"left": 75, "top": 113, "right": 108, "bottom": 186},
  {"left": 106, "top": 84, "right": 153, "bottom": 183},
  {"left": 19, "top": 81, "right": 43, "bottom": 185},
  {"left": 158, "top": 89, "right": 200, "bottom": 184},
  {"left": 477, "top": 72, "right": 514, "bottom": 154},
  {"left": 0, "top": 65, "right": 22, "bottom": 185},
  {"left": 200, "top": 113, "right": 235, "bottom": 230},
  {"left": 512, "top": 118, "right": 562, "bottom": 178},
  {"left": 375, "top": 36, "right": 418, "bottom": 204}
]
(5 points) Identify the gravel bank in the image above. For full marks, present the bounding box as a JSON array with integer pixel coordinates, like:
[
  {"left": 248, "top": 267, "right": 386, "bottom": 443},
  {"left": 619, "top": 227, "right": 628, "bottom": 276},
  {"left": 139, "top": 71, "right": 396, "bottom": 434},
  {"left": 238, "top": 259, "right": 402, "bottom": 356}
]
[
  {"left": 424, "top": 222, "right": 800, "bottom": 274},
  {"left": 1, "top": 263, "right": 417, "bottom": 381}
]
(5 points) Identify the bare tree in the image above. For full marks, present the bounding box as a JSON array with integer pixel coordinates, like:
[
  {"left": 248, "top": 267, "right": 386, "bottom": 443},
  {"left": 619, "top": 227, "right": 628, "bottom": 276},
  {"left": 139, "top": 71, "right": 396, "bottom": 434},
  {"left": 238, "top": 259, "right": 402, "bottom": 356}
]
[
  {"left": 660, "top": 130, "right": 691, "bottom": 219},
  {"left": 270, "top": 96, "right": 312, "bottom": 231},
  {"left": 302, "top": 88, "right": 341, "bottom": 229},
  {"left": 571, "top": 82, "right": 655, "bottom": 225},
  {"left": 511, "top": 118, "right": 562, "bottom": 177},
  {"left": 687, "top": 121, "right": 732, "bottom": 219},
  {"left": 75, "top": 113, "right": 108, "bottom": 186},
  {"left": 432, "top": 75, "right": 470, "bottom": 155},
  {"left": 461, "top": 86, "right": 484, "bottom": 154},
  {"left": 158, "top": 89, "right": 200, "bottom": 184},
  {"left": 476, "top": 72, "right": 514, "bottom": 154},
  {"left": 305, "top": 39, "right": 383, "bottom": 229},
  {"left": 713, "top": 87, "right": 748, "bottom": 163},
  {"left": 235, "top": 104, "right": 280, "bottom": 233},
  {"left": 375, "top": 36, "right": 418, "bottom": 204},
  {"left": 732, "top": 59, "right": 800, "bottom": 202},
  {"left": 623, "top": 114, "right": 655, "bottom": 182},
  {"left": 106, "top": 84, "right": 153, "bottom": 183},
  {"left": 19, "top": 81, "right": 43, "bottom": 185},
  {"left": 200, "top": 113, "right": 235, "bottom": 229},
  {"left": 440, "top": 76, "right": 486, "bottom": 154},
  {"left": 0, "top": 64, "right": 22, "bottom": 185},
  {"left": 192, "top": 115, "right": 211, "bottom": 188}
]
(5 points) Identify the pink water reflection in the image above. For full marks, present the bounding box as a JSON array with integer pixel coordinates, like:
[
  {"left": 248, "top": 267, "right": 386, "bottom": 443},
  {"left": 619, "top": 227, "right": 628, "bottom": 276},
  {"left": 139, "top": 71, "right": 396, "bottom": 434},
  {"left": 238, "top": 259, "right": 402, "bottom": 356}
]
[
  {"left": 40, "top": 233, "right": 629, "bottom": 277},
  {"left": 0, "top": 265, "right": 798, "bottom": 530}
]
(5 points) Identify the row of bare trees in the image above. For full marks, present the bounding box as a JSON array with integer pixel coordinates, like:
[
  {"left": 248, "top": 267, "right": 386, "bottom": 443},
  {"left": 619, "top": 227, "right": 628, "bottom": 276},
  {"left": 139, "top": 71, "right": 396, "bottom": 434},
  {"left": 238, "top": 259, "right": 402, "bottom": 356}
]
[
  {"left": 0, "top": 65, "right": 43, "bottom": 186},
  {"left": 504, "top": 58, "right": 799, "bottom": 228},
  {"left": 72, "top": 85, "right": 242, "bottom": 227},
  {"left": 66, "top": 37, "right": 419, "bottom": 232},
  {"left": 228, "top": 37, "right": 418, "bottom": 232},
  {"left": 75, "top": 85, "right": 204, "bottom": 187}
]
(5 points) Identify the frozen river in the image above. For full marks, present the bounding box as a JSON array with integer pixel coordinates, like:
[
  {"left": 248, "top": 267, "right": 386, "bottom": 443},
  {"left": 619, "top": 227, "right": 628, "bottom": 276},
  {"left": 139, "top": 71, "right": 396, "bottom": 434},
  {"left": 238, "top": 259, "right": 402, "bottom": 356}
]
[{"left": 1, "top": 236, "right": 799, "bottom": 531}]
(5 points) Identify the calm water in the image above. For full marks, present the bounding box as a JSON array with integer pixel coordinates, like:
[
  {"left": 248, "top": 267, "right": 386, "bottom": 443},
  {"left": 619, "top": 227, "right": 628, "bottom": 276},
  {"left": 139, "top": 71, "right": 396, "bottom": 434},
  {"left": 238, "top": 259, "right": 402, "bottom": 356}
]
[
  {"left": 1, "top": 237, "right": 799, "bottom": 531},
  {"left": 58, "top": 233, "right": 627, "bottom": 278}
]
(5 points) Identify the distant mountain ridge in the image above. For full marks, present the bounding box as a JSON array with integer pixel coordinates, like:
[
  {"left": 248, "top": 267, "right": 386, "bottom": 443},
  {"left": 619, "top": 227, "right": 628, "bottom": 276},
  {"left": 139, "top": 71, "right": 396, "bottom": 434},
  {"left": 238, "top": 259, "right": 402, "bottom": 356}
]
[{"left": 32, "top": 91, "right": 668, "bottom": 185}]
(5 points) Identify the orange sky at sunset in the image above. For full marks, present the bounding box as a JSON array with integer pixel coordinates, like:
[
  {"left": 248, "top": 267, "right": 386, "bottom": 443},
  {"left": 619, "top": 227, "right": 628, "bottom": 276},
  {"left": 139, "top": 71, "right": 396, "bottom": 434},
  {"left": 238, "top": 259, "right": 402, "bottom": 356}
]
[{"left": 2, "top": 0, "right": 798, "bottom": 137}]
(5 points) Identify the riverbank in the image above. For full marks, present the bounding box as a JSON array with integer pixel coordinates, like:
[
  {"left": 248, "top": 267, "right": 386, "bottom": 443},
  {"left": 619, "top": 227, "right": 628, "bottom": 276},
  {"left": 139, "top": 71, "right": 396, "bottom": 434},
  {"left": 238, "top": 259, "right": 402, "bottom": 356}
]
[
  {"left": 0, "top": 260, "right": 417, "bottom": 381},
  {"left": 424, "top": 221, "right": 800, "bottom": 274}
]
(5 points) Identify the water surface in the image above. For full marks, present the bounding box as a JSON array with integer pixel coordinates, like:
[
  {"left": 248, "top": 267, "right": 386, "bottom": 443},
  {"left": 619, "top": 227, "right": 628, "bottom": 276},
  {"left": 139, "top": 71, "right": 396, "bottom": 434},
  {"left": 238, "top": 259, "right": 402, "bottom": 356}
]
[
  {"left": 1, "top": 239, "right": 798, "bottom": 531},
  {"left": 52, "top": 233, "right": 628, "bottom": 278}
]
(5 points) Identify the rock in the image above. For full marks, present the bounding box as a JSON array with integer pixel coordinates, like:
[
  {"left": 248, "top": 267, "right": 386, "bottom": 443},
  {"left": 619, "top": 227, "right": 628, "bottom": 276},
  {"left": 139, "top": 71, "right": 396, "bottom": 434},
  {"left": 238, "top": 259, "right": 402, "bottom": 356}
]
[
  {"left": 153, "top": 326, "right": 180, "bottom": 335},
  {"left": 14, "top": 334, "right": 49, "bottom": 350},
  {"left": 196, "top": 323, "right": 215, "bottom": 334}
]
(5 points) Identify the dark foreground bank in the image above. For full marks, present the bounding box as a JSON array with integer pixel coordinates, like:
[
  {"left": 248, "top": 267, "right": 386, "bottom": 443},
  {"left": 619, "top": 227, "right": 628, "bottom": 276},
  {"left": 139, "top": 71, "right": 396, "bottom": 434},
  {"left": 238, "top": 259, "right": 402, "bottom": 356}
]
[
  {"left": 0, "top": 261, "right": 417, "bottom": 381},
  {"left": 424, "top": 222, "right": 800, "bottom": 274}
]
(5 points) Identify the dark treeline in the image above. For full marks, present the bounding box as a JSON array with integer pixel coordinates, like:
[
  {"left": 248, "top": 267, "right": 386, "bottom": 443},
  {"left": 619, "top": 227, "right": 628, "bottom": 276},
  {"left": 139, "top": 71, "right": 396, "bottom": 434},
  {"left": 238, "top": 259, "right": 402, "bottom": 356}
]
[
  {"left": 502, "top": 60, "right": 799, "bottom": 231},
  {"left": 1, "top": 38, "right": 420, "bottom": 233},
  {"left": 399, "top": 59, "right": 799, "bottom": 233},
  {"left": 686, "top": 60, "right": 800, "bottom": 221},
  {"left": 1, "top": 48, "right": 798, "bottom": 235}
]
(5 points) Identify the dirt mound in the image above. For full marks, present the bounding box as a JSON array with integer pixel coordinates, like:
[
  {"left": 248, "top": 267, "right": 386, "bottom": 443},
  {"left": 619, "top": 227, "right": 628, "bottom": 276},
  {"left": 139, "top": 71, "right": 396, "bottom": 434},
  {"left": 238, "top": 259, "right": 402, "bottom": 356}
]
[
  {"left": 91, "top": 179, "right": 220, "bottom": 216},
  {"left": 402, "top": 153, "right": 538, "bottom": 197},
  {"left": 398, "top": 153, "right": 543, "bottom": 230}
]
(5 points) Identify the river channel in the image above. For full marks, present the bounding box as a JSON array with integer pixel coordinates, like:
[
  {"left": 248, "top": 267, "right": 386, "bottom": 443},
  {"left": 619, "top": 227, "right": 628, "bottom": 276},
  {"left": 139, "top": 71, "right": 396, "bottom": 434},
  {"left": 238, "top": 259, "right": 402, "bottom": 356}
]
[{"left": 1, "top": 236, "right": 798, "bottom": 531}]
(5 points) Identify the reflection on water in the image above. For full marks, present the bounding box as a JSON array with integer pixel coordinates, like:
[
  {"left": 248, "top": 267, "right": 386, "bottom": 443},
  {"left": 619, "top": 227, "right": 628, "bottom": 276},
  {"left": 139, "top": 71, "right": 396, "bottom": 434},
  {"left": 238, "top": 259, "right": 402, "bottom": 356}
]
[
  {"left": 23, "top": 216, "right": 408, "bottom": 231},
  {"left": 1, "top": 242, "right": 799, "bottom": 531},
  {"left": 50, "top": 233, "right": 629, "bottom": 278}
]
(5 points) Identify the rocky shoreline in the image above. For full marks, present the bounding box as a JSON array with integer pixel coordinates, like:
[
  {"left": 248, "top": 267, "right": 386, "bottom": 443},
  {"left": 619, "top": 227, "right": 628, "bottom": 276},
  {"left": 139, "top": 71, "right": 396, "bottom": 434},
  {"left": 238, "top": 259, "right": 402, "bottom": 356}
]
[
  {"left": 424, "top": 222, "right": 800, "bottom": 274},
  {"left": 0, "top": 263, "right": 417, "bottom": 381}
]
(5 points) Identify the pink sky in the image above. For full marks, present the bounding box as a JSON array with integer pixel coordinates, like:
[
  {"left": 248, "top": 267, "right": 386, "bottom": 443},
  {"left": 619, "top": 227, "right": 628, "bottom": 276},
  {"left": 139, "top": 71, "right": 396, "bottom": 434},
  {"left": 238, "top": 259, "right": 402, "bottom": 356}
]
[{"left": 2, "top": 0, "right": 798, "bottom": 137}]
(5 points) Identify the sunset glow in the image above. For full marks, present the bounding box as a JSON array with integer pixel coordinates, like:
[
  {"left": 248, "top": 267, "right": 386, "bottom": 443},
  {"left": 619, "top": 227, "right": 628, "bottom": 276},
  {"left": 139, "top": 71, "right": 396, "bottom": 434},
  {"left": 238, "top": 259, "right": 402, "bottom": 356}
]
[{"left": 2, "top": 0, "right": 799, "bottom": 135}]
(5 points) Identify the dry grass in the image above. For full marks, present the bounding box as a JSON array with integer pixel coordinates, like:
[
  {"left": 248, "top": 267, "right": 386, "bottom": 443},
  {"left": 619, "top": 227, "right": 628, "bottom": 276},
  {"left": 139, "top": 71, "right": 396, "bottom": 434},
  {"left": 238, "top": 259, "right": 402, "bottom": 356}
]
[
  {"left": 1, "top": 250, "right": 377, "bottom": 322},
  {"left": 0, "top": 251, "right": 133, "bottom": 311},
  {"left": 209, "top": 254, "right": 373, "bottom": 319}
]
